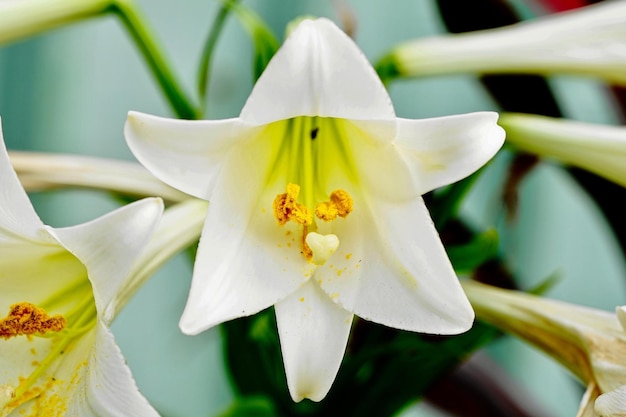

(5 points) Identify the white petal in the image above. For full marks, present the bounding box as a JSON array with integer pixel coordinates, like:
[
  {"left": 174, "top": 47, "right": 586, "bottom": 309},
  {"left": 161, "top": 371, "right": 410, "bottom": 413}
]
[
  {"left": 394, "top": 112, "right": 505, "bottom": 195},
  {"left": 0, "top": 327, "right": 55, "bottom": 402},
  {"left": 0, "top": 118, "right": 50, "bottom": 242},
  {"left": 329, "top": 119, "right": 409, "bottom": 202},
  {"left": 179, "top": 135, "right": 313, "bottom": 334},
  {"left": 1, "top": 327, "right": 98, "bottom": 414},
  {"left": 240, "top": 18, "right": 395, "bottom": 125},
  {"left": 595, "top": 385, "right": 626, "bottom": 417},
  {"left": 501, "top": 114, "right": 626, "bottom": 188},
  {"left": 0, "top": 322, "right": 155, "bottom": 415},
  {"left": 0, "top": 247, "right": 86, "bottom": 317},
  {"left": 617, "top": 306, "right": 626, "bottom": 333},
  {"left": 125, "top": 111, "right": 253, "bottom": 200},
  {"left": 317, "top": 195, "right": 474, "bottom": 334},
  {"left": 394, "top": 1, "right": 626, "bottom": 85},
  {"left": 68, "top": 321, "right": 159, "bottom": 417},
  {"left": 274, "top": 280, "right": 353, "bottom": 402},
  {"left": 49, "top": 198, "right": 163, "bottom": 321},
  {"left": 577, "top": 383, "right": 602, "bottom": 417},
  {"left": 0, "top": 120, "right": 86, "bottom": 313}
]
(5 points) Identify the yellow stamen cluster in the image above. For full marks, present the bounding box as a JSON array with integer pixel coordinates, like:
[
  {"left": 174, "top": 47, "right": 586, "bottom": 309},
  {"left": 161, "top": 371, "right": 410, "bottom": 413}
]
[
  {"left": 273, "top": 183, "right": 354, "bottom": 263},
  {"left": 315, "top": 190, "right": 354, "bottom": 222},
  {"left": 0, "top": 302, "right": 66, "bottom": 340},
  {"left": 273, "top": 183, "right": 313, "bottom": 226}
]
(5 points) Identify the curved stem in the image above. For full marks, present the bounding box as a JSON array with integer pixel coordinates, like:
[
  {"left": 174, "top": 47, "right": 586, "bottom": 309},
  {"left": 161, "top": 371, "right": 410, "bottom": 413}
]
[
  {"left": 197, "top": 0, "right": 237, "bottom": 112},
  {"left": 111, "top": 0, "right": 200, "bottom": 120}
]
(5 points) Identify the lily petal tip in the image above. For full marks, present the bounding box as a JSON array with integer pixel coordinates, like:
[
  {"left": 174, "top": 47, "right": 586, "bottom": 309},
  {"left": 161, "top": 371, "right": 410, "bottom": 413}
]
[{"left": 178, "top": 312, "right": 208, "bottom": 336}]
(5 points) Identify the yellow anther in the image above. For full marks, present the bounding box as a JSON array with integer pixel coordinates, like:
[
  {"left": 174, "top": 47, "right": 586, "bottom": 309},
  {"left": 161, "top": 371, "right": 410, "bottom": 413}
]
[
  {"left": 273, "top": 183, "right": 312, "bottom": 226},
  {"left": 302, "top": 226, "right": 313, "bottom": 261},
  {"left": 273, "top": 185, "right": 353, "bottom": 263},
  {"left": 314, "top": 201, "right": 338, "bottom": 222},
  {"left": 315, "top": 189, "right": 354, "bottom": 222},
  {"left": 0, "top": 302, "right": 66, "bottom": 340}
]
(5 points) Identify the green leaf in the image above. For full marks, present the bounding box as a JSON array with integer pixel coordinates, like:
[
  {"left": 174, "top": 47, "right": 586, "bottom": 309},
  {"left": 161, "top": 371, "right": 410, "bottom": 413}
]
[
  {"left": 527, "top": 270, "right": 562, "bottom": 296},
  {"left": 222, "top": 311, "right": 292, "bottom": 412},
  {"left": 447, "top": 228, "right": 499, "bottom": 273},
  {"left": 216, "top": 396, "right": 278, "bottom": 417},
  {"left": 223, "top": 310, "right": 500, "bottom": 417},
  {"left": 311, "top": 320, "right": 500, "bottom": 417},
  {"left": 374, "top": 53, "right": 402, "bottom": 85},
  {"left": 429, "top": 169, "right": 483, "bottom": 229}
]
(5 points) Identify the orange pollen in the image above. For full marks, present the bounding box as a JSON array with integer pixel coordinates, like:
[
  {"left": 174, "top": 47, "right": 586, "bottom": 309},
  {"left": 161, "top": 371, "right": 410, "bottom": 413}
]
[
  {"left": 301, "top": 225, "right": 313, "bottom": 261},
  {"left": 273, "top": 183, "right": 312, "bottom": 226},
  {"left": 273, "top": 184, "right": 353, "bottom": 263},
  {"left": 315, "top": 189, "right": 354, "bottom": 222},
  {"left": 0, "top": 302, "right": 67, "bottom": 340}
]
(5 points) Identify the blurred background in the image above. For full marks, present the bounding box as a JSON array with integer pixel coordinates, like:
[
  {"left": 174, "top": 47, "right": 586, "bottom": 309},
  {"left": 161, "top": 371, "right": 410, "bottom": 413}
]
[{"left": 1, "top": 1, "right": 624, "bottom": 416}]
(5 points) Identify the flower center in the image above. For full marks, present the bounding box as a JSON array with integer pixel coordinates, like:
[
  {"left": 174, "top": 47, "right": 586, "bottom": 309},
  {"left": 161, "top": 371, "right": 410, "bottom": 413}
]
[
  {"left": 0, "top": 278, "right": 97, "bottom": 411},
  {"left": 264, "top": 116, "right": 358, "bottom": 265},
  {"left": 273, "top": 183, "right": 353, "bottom": 264}
]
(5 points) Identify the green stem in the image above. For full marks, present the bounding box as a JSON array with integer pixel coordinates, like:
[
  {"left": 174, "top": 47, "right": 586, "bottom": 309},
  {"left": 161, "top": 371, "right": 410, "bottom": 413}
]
[
  {"left": 111, "top": 0, "right": 200, "bottom": 120},
  {"left": 197, "top": 0, "right": 237, "bottom": 112}
]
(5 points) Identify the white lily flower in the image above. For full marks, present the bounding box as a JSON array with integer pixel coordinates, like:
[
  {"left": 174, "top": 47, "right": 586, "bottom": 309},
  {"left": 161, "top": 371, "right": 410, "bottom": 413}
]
[
  {"left": 0, "top": 121, "right": 162, "bottom": 416},
  {"left": 386, "top": 1, "right": 626, "bottom": 86},
  {"left": 463, "top": 281, "right": 626, "bottom": 417},
  {"left": 124, "top": 18, "right": 505, "bottom": 402},
  {"left": 500, "top": 113, "right": 626, "bottom": 188},
  {"left": 594, "top": 306, "right": 626, "bottom": 417},
  {"left": 0, "top": 0, "right": 112, "bottom": 46}
]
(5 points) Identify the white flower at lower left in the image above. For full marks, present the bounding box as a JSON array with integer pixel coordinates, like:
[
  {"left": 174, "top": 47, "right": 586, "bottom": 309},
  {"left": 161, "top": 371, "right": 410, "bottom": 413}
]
[{"left": 0, "top": 118, "right": 163, "bottom": 416}]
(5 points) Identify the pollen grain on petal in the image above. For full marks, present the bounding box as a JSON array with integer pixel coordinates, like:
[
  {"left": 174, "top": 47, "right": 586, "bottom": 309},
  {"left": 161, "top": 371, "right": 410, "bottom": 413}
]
[
  {"left": 0, "top": 302, "right": 67, "bottom": 340},
  {"left": 273, "top": 183, "right": 313, "bottom": 226}
]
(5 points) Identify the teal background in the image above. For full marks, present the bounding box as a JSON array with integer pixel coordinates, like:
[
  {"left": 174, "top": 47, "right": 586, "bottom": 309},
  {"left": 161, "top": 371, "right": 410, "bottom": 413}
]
[{"left": 1, "top": 1, "right": 624, "bottom": 416}]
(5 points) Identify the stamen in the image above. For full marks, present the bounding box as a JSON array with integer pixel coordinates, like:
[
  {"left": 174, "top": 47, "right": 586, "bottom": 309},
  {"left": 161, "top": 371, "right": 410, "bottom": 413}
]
[
  {"left": 0, "top": 302, "right": 66, "bottom": 340},
  {"left": 305, "top": 233, "right": 340, "bottom": 265},
  {"left": 273, "top": 183, "right": 312, "bottom": 226},
  {"left": 315, "top": 189, "right": 354, "bottom": 222},
  {"left": 301, "top": 225, "right": 313, "bottom": 261},
  {"left": 273, "top": 184, "right": 353, "bottom": 263}
]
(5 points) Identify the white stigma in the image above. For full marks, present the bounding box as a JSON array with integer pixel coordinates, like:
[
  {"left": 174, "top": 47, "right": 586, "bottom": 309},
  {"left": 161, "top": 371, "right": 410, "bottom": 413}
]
[{"left": 305, "top": 232, "right": 340, "bottom": 266}]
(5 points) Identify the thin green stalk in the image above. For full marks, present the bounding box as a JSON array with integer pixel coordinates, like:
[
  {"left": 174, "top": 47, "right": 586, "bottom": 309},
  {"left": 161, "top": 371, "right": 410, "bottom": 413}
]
[
  {"left": 197, "top": 0, "right": 238, "bottom": 111},
  {"left": 111, "top": 0, "right": 200, "bottom": 120}
]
